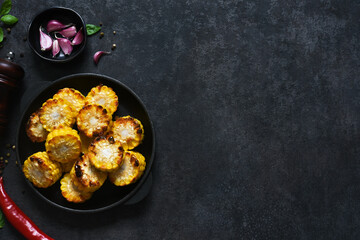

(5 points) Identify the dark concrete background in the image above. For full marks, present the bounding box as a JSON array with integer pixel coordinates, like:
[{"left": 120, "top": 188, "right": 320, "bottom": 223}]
[{"left": 0, "top": 0, "right": 359, "bottom": 239}]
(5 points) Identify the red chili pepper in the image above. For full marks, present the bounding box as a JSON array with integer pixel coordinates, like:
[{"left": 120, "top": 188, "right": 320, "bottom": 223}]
[{"left": 0, "top": 176, "right": 54, "bottom": 240}]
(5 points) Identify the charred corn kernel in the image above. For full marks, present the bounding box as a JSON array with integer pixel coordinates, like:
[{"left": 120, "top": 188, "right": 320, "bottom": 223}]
[
  {"left": 77, "top": 104, "right": 111, "bottom": 138},
  {"left": 45, "top": 127, "right": 82, "bottom": 163},
  {"left": 61, "top": 158, "right": 77, "bottom": 173},
  {"left": 53, "top": 87, "right": 85, "bottom": 113},
  {"left": 39, "top": 98, "right": 76, "bottom": 131},
  {"left": 85, "top": 84, "right": 118, "bottom": 115},
  {"left": 23, "top": 152, "right": 62, "bottom": 188},
  {"left": 88, "top": 136, "right": 124, "bottom": 172},
  {"left": 60, "top": 173, "right": 93, "bottom": 203},
  {"left": 109, "top": 151, "right": 146, "bottom": 186},
  {"left": 70, "top": 154, "right": 107, "bottom": 192},
  {"left": 110, "top": 116, "right": 144, "bottom": 150},
  {"left": 26, "top": 110, "right": 48, "bottom": 142}
]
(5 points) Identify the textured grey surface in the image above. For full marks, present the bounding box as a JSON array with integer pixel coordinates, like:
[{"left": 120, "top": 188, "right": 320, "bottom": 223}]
[{"left": 0, "top": 0, "right": 360, "bottom": 239}]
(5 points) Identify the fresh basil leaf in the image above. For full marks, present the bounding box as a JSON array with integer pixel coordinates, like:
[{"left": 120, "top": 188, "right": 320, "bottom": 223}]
[
  {"left": 86, "top": 24, "right": 101, "bottom": 36},
  {"left": 1, "top": 14, "right": 18, "bottom": 25},
  {"left": 0, "top": 0, "right": 11, "bottom": 16},
  {"left": 0, "top": 28, "right": 3, "bottom": 43},
  {"left": 0, "top": 209, "right": 5, "bottom": 228}
]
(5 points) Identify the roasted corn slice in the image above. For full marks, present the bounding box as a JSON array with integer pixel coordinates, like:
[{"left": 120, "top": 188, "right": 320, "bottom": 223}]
[
  {"left": 53, "top": 87, "right": 85, "bottom": 113},
  {"left": 77, "top": 104, "right": 111, "bottom": 138},
  {"left": 88, "top": 136, "right": 124, "bottom": 172},
  {"left": 23, "top": 151, "right": 62, "bottom": 188},
  {"left": 70, "top": 154, "right": 107, "bottom": 192},
  {"left": 60, "top": 173, "right": 93, "bottom": 203},
  {"left": 109, "top": 151, "right": 146, "bottom": 186},
  {"left": 110, "top": 116, "right": 144, "bottom": 150},
  {"left": 26, "top": 110, "right": 49, "bottom": 142},
  {"left": 39, "top": 98, "right": 76, "bottom": 131},
  {"left": 45, "top": 127, "right": 81, "bottom": 163},
  {"left": 85, "top": 84, "right": 118, "bottom": 115}
]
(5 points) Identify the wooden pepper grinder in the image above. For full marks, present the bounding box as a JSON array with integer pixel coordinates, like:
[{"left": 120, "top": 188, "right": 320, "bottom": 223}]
[{"left": 0, "top": 52, "right": 24, "bottom": 136}]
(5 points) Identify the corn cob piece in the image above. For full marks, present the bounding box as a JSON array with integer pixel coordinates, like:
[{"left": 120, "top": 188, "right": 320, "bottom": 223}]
[
  {"left": 60, "top": 173, "right": 93, "bottom": 203},
  {"left": 39, "top": 98, "right": 76, "bottom": 131},
  {"left": 88, "top": 136, "right": 124, "bottom": 172},
  {"left": 70, "top": 154, "right": 107, "bottom": 192},
  {"left": 53, "top": 87, "right": 85, "bottom": 113},
  {"left": 76, "top": 104, "right": 111, "bottom": 138},
  {"left": 109, "top": 151, "right": 146, "bottom": 186},
  {"left": 26, "top": 110, "right": 49, "bottom": 142},
  {"left": 23, "top": 152, "right": 62, "bottom": 188},
  {"left": 85, "top": 84, "right": 118, "bottom": 115},
  {"left": 109, "top": 116, "right": 144, "bottom": 150},
  {"left": 45, "top": 127, "right": 81, "bottom": 163}
]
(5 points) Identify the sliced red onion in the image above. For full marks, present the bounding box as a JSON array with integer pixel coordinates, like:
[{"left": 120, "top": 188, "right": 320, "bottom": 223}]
[
  {"left": 46, "top": 20, "right": 69, "bottom": 32},
  {"left": 71, "top": 27, "right": 83, "bottom": 45},
  {"left": 93, "top": 51, "right": 110, "bottom": 65},
  {"left": 58, "top": 26, "right": 77, "bottom": 38},
  {"left": 58, "top": 38, "right": 73, "bottom": 55},
  {"left": 52, "top": 39, "right": 60, "bottom": 57},
  {"left": 39, "top": 27, "right": 53, "bottom": 51}
]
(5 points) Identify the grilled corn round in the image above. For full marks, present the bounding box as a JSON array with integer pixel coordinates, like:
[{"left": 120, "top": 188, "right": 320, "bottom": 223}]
[
  {"left": 70, "top": 154, "right": 107, "bottom": 192},
  {"left": 85, "top": 84, "right": 118, "bottom": 115},
  {"left": 110, "top": 116, "right": 144, "bottom": 150},
  {"left": 26, "top": 110, "right": 49, "bottom": 142},
  {"left": 109, "top": 151, "right": 146, "bottom": 186},
  {"left": 88, "top": 136, "right": 124, "bottom": 172},
  {"left": 53, "top": 87, "right": 85, "bottom": 113},
  {"left": 39, "top": 98, "right": 76, "bottom": 131},
  {"left": 45, "top": 127, "right": 82, "bottom": 163},
  {"left": 23, "top": 151, "right": 62, "bottom": 188},
  {"left": 77, "top": 104, "right": 111, "bottom": 138},
  {"left": 60, "top": 173, "right": 93, "bottom": 203}
]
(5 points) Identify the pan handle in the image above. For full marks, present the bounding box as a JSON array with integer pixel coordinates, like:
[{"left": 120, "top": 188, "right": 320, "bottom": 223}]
[{"left": 124, "top": 172, "right": 152, "bottom": 205}]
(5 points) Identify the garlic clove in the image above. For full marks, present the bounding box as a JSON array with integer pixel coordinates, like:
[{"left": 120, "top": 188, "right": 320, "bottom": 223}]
[
  {"left": 52, "top": 39, "right": 60, "bottom": 57},
  {"left": 58, "top": 38, "right": 73, "bottom": 55},
  {"left": 93, "top": 51, "right": 110, "bottom": 65},
  {"left": 71, "top": 27, "right": 84, "bottom": 45},
  {"left": 47, "top": 20, "right": 69, "bottom": 32},
  {"left": 58, "top": 26, "right": 77, "bottom": 38},
  {"left": 39, "top": 27, "right": 53, "bottom": 51}
]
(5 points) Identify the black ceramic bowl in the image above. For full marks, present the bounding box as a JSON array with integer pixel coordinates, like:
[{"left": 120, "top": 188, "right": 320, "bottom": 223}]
[
  {"left": 16, "top": 74, "right": 155, "bottom": 212},
  {"left": 28, "top": 7, "right": 87, "bottom": 63}
]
